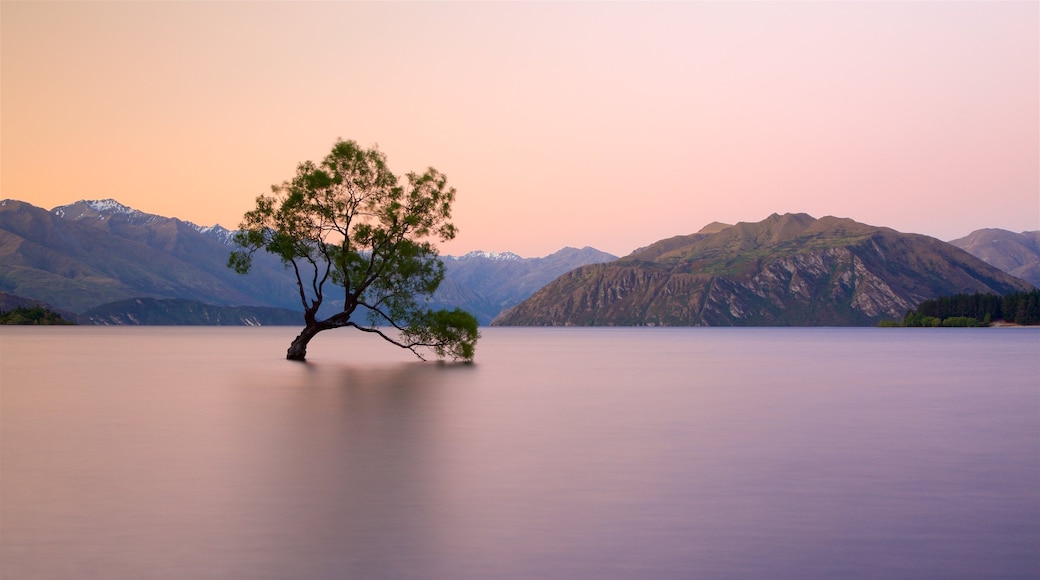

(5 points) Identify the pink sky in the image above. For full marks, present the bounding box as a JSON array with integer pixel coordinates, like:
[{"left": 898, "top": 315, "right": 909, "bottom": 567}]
[{"left": 3, "top": 1, "right": 1037, "bottom": 257}]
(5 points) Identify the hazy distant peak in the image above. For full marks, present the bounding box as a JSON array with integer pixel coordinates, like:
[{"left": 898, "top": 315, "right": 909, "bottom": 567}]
[
  {"left": 949, "top": 228, "right": 1028, "bottom": 245},
  {"left": 444, "top": 248, "right": 616, "bottom": 263},
  {"left": 949, "top": 228, "right": 1040, "bottom": 287},
  {"left": 457, "top": 250, "right": 524, "bottom": 261},
  {"left": 542, "top": 246, "right": 618, "bottom": 261},
  {"left": 697, "top": 221, "right": 732, "bottom": 234}
]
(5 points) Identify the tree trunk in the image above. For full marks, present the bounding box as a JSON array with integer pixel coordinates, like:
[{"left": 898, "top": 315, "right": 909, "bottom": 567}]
[{"left": 286, "top": 323, "right": 322, "bottom": 361}]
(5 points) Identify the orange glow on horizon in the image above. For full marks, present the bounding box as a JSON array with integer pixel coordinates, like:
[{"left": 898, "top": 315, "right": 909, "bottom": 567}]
[{"left": 2, "top": 1, "right": 1037, "bottom": 258}]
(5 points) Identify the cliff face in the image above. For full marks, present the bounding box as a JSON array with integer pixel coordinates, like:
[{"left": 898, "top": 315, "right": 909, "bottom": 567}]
[{"left": 493, "top": 214, "right": 1035, "bottom": 326}]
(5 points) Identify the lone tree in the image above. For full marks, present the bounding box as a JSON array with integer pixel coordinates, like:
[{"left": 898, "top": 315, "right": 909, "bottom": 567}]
[{"left": 228, "top": 139, "right": 479, "bottom": 362}]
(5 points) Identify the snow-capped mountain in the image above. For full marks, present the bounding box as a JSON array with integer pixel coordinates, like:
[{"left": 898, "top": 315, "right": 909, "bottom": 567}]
[
  {"left": 187, "top": 222, "right": 235, "bottom": 246},
  {"left": 52, "top": 199, "right": 236, "bottom": 245},
  {"left": 430, "top": 246, "right": 617, "bottom": 324},
  {"left": 1, "top": 198, "right": 300, "bottom": 313},
  {"left": 1, "top": 198, "right": 617, "bottom": 323},
  {"left": 52, "top": 198, "right": 141, "bottom": 219},
  {"left": 444, "top": 250, "right": 524, "bottom": 261},
  {"left": 52, "top": 198, "right": 157, "bottom": 225}
]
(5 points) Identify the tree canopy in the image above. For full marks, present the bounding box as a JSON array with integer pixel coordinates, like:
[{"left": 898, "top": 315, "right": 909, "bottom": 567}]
[
  {"left": 0, "top": 306, "right": 74, "bottom": 325},
  {"left": 229, "top": 139, "right": 479, "bottom": 361},
  {"left": 900, "top": 290, "right": 1040, "bottom": 327}
]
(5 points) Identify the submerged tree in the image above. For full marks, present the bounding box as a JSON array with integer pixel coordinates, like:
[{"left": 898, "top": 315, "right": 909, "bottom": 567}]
[{"left": 228, "top": 139, "right": 479, "bottom": 361}]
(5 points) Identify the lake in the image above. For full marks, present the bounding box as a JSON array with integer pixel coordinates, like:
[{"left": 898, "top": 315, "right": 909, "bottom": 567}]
[{"left": 1, "top": 327, "right": 1038, "bottom": 579}]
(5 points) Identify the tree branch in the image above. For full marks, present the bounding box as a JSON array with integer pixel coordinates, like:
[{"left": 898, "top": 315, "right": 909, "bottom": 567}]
[
  {"left": 288, "top": 257, "right": 310, "bottom": 312},
  {"left": 301, "top": 251, "right": 323, "bottom": 309},
  {"left": 344, "top": 322, "right": 428, "bottom": 361}
]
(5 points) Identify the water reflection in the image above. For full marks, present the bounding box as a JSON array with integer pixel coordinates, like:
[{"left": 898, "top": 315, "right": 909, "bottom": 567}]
[
  {"left": 219, "top": 363, "right": 464, "bottom": 578},
  {"left": 0, "top": 331, "right": 469, "bottom": 579},
  {"left": 2, "top": 328, "right": 1037, "bottom": 579}
]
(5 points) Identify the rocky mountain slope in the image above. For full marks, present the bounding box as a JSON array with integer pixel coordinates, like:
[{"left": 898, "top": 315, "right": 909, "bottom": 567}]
[
  {"left": 949, "top": 228, "right": 1040, "bottom": 288},
  {"left": 493, "top": 213, "right": 1035, "bottom": 326},
  {"left": 0, "top": 199, "right": 614, "bottom": 324},
  {"left": 0, "top": 199, "right": 300, "bottom": 313}
]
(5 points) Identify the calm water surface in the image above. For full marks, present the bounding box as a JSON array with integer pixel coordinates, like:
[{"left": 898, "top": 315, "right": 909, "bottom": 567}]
[{"left": 2, "top": 327, "right": 1038, "bottom": 579}]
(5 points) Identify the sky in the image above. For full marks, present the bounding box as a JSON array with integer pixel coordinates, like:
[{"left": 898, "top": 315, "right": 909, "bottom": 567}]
[{"left": 2, "top": 1, "right": 1038, "bottom": 258}]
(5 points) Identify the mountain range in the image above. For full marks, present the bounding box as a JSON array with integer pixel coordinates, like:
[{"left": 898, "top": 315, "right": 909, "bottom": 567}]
[
  {"left": 949, "top": 228, "right": 1040, "bottom": 288},
  {"left": 0, "top": 199, "right": 299, "bottom": 313},
  {"left": 431, "top": 247, "right": 617, "bottom": 323},
  {"left": 0, "top": 199, "right": 615, "bottom": 324},
  {"left": 2, "top": 199, "right": 1036, "bottom": 326},
  {"left": 493, "top": 213, "right": 1036, "bottom": 326}
]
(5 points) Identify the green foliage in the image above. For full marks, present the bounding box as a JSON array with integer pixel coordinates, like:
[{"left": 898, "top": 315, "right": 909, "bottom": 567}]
[
  {"left": 402, "top": 308, "right": 480, "bottom": 362},
  {"left": 941, "top": 316, "right": 979, "bottom": 327},
  {"left": 902, "top": 290, "right": 1040, "bottom": 327},
  {"left": 228, "top": 139, "right": 479, "bottom": 361},
  {"left": 0, "top": 306, "right": 74, "bottom": 325},
  {"left": 1003, "top": 290, "right": 1040, "bottom": 325}
]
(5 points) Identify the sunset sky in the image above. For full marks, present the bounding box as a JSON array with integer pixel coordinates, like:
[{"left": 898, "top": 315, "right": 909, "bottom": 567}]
[{"left": 3, "top": 1, "right": 1037, "bottom": 257}]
